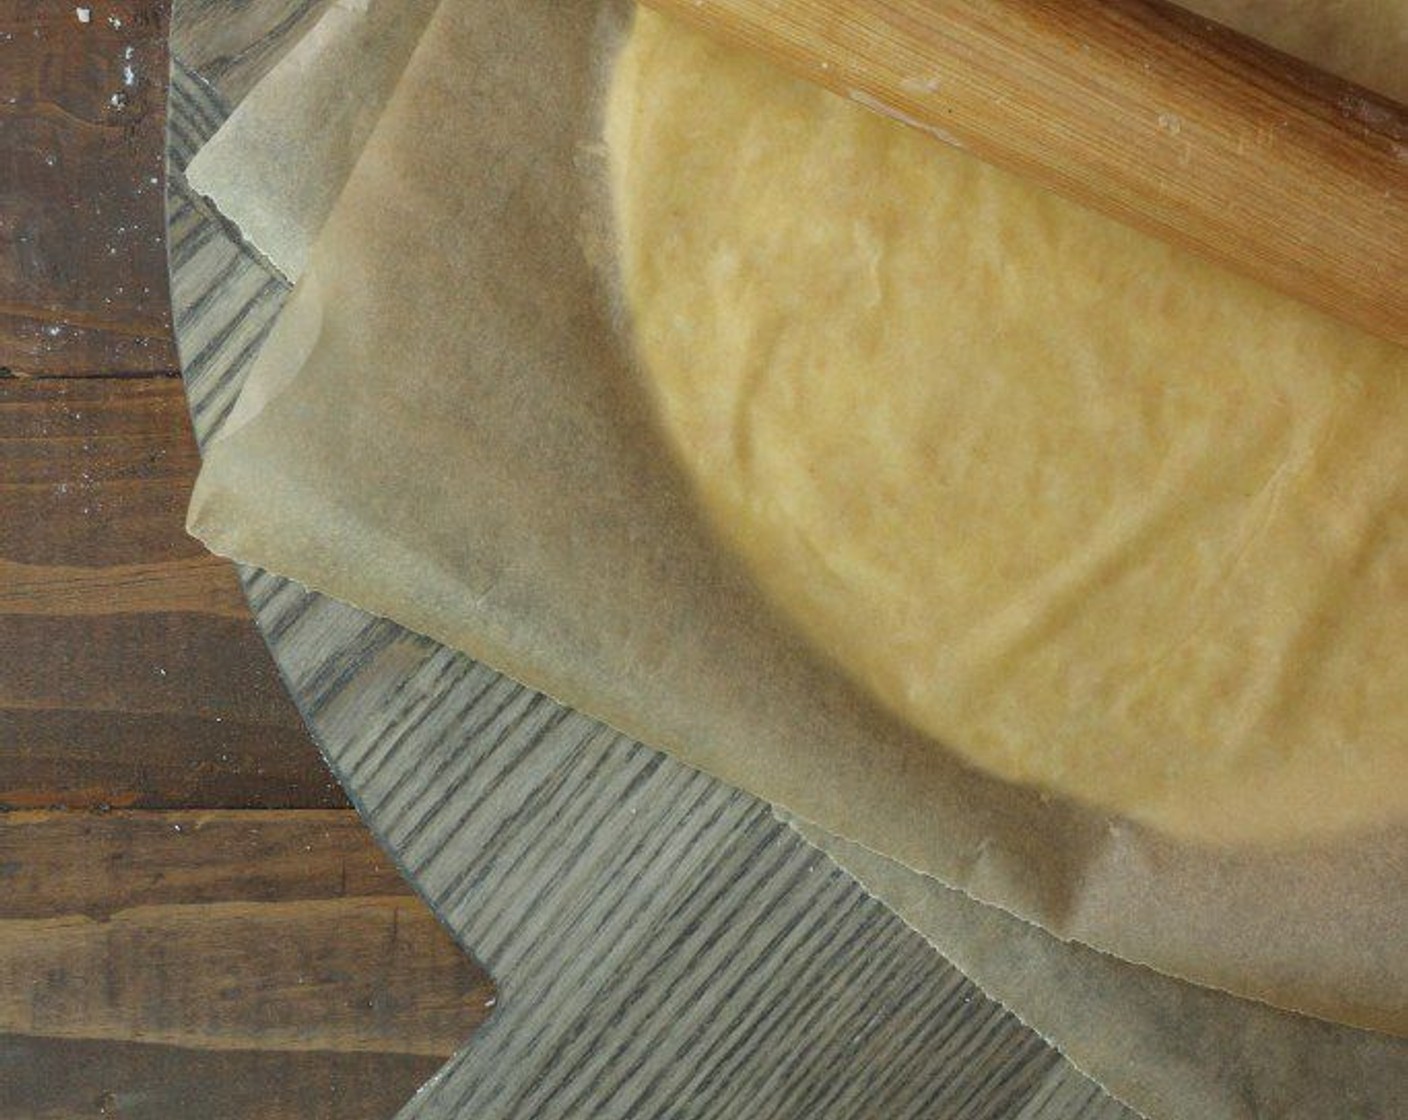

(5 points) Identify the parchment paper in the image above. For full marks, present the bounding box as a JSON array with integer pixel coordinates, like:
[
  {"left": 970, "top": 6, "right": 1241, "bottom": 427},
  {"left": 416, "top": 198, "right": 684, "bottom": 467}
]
[
  {"left": 184, "top": 0, "right": 440, "bottom": 281},
  {"left": 187, "top": 0, "right": 1408, "bottom": 1038},
  {"left": 183, "top": 13, "right": 1408, "bottom": 1117},
  {"left": 790, "top": 819, "right": 1407, "bottom": 1120}
]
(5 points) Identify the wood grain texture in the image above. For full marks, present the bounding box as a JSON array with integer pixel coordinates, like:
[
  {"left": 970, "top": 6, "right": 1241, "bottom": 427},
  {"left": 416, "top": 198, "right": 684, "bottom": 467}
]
[
  {"left": 0, "top": 0, "right": 177, "bottom": 375},
  {"left": 0, "top": 810, "right": 415, "bottom": 917},
  {"left": 0, "top": 1035, "right": 445, "bottom": 1120},
  {"left": 167, "top": 14, "right": 1136, "bottom": 1115},
  {"left": 168, "top": 0, "right": 331, "bottom": 103},
  {"left": 644, "top": 0, "right": 1408, "bottom": 347},
  {"left": 2, "top": 899, "right": 484, "bottom": 1054},
  {"left": 0, "top": 377, "right": 344, "bottom": 809},
  {"left": 1, "top": 8, "right": 500, "bottom": 1118},
  {"left": 0, "top": 811, "right": 493, "bottom": 1117}
]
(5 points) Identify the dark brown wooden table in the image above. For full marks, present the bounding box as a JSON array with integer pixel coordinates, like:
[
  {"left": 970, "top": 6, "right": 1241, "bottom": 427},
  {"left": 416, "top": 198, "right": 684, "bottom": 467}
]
[{"left": 0, "top": 4, "right": 494, "bottom": 1115}]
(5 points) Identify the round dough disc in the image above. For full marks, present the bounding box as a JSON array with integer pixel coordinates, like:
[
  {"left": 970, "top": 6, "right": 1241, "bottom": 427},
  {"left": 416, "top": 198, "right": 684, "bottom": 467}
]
[{"left": 604, "top": 8, "right": 1408, "bottom": 844}]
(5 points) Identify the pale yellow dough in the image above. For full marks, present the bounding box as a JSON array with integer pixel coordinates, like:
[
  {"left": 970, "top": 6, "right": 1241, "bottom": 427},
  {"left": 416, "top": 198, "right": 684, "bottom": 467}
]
[{"left": 605, "top": 5, "right": 1408, "bottom": 844}]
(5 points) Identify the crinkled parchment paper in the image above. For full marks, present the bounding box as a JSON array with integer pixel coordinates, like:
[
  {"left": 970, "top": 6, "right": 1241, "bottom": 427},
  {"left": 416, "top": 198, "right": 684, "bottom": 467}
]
[
  {"left": 789, "top": 819, "right": 1407, "bottom": 1120},
  {"left": 187, "top": 0, "right": 1407, "bottom": 1051},
  {"left": 185, "top": 0, "right": 440, "bottom": 281}
]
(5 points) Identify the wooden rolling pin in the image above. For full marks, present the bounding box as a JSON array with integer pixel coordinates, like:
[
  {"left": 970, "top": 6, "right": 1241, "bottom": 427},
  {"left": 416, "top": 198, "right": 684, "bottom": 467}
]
[{"left": 641, "top": 0, "right": 1408, "bottom": 349}]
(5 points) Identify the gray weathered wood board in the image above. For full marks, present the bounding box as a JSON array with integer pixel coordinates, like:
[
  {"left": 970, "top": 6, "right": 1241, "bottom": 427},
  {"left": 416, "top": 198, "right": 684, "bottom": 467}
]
[{"left": 167, "top": 4, "right": 1137, "bottom": 1116}]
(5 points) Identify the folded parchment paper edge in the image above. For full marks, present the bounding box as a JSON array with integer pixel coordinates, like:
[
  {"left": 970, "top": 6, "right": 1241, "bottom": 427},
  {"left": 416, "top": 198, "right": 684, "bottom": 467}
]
[{"left": 185, "top": 0, "right": 441, "bottom": 284}]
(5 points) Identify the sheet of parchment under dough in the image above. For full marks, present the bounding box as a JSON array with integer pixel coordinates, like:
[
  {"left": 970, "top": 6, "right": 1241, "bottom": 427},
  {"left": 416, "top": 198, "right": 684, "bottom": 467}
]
[
  {"left": 186, "top": 0, "right": 1408, "bottom": 1036},
  {"left": 183, "top": 7, "right": 1408, "bottom": 1115},
  {"left": 185, "top": 0, "right": 441, "bottom": 282},
  {"left": 792, "top": 820, "right": 1407, "bottom": 1120}
]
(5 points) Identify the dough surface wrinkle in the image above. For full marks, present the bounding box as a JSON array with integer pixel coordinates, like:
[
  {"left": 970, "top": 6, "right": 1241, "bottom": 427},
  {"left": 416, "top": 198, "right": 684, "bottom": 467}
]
[{"left": 605, "top": 2, "right": 1408, "bottom": 843}]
